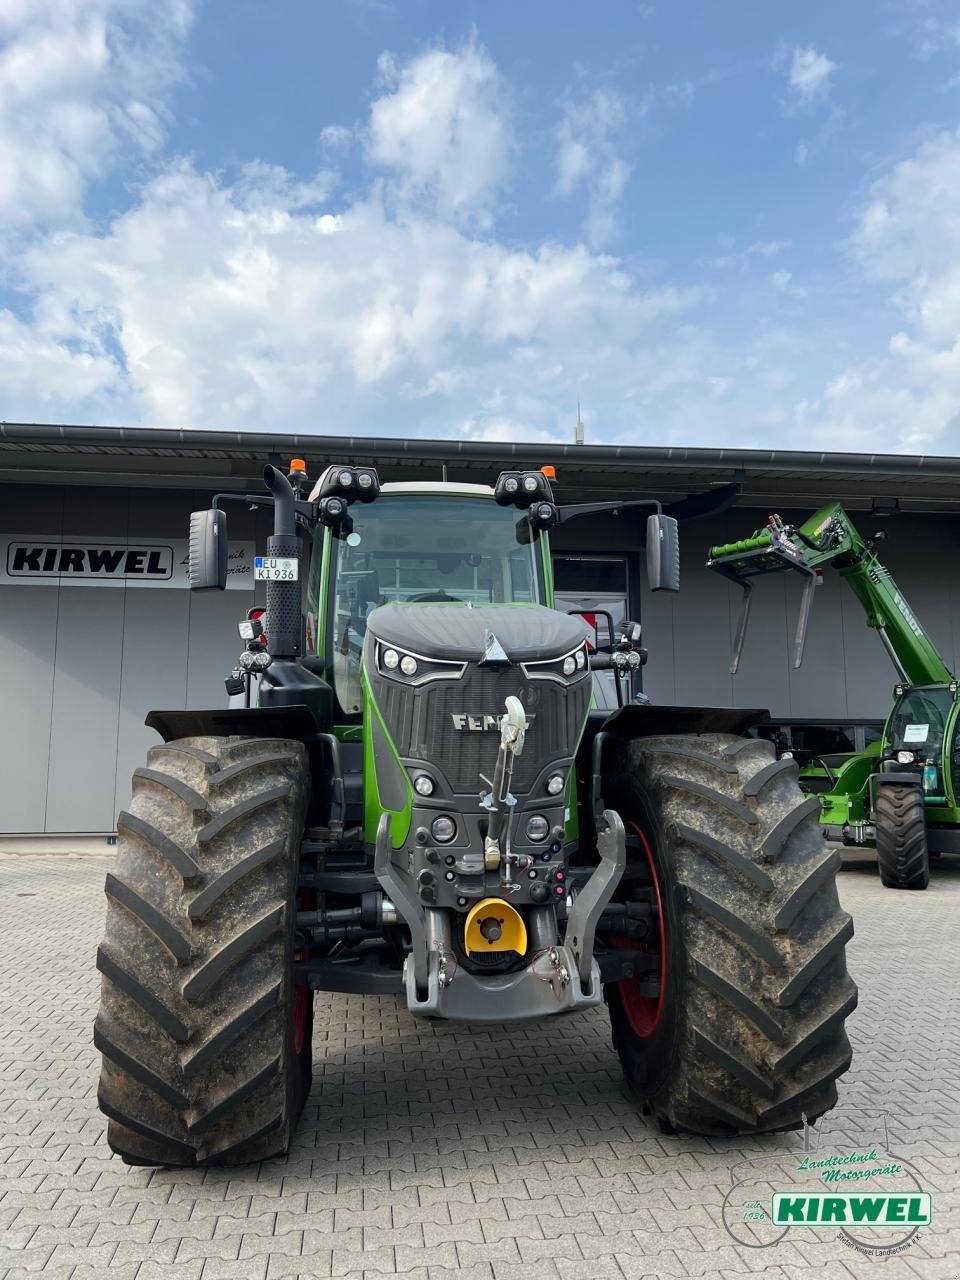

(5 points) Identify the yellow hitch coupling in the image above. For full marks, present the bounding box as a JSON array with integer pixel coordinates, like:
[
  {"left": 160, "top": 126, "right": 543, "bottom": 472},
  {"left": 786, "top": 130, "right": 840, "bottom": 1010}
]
[{"left": 464, "top": 898, "right": 527, "bottom": 955}]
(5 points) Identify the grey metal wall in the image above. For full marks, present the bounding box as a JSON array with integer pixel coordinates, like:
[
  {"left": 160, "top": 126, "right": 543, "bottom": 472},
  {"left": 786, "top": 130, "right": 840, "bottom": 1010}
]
[
  {"left": 0, "top": 484, "right": 271, "bottom": 834},
  {"left": 3, "top": 484, "right": 958, "bottom": 833}
]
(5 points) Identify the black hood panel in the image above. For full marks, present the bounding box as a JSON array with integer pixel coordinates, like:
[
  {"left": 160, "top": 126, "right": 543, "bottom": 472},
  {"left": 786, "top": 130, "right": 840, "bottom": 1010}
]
[{"left": 366, "top": 602, "right": 589, "bottom": 663}]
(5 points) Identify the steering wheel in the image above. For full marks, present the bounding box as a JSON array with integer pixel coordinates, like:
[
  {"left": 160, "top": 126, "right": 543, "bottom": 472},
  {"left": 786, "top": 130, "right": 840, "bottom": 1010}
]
[{"left": 407, "top": 590, "right": 462, "bottom": 603}]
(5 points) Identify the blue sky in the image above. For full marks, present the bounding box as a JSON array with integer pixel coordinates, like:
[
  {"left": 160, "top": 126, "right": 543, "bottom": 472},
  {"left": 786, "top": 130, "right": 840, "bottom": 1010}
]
[{"left": 2, "top": 1, "right": 960, "bottom": 452}]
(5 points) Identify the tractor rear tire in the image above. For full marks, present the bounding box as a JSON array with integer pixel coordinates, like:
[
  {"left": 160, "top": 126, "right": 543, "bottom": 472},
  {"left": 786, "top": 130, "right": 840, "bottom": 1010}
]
[
  {"left": 875, "top": 784, "right": 929, "bottom": 889},
  {"left": 95, "top": 735, "right": 312, "bottom": 1166},
  {"left": 604, "top": 733, "right": 857, "bottom": 1135}
]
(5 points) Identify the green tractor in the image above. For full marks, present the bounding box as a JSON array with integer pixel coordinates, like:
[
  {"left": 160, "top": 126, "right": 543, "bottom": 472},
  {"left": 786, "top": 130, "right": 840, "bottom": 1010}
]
[
  {"left": 709, "top": 503, "right": 960, "bottom": 890},
  {"left": 95, "top": 462, "right": 856, "bottom": 1166}
]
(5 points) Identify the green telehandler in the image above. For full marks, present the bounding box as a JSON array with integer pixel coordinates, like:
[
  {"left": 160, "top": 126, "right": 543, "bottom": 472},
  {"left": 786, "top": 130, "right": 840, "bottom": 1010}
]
[
  {"left": 94, "top": 461, "right": 856, "bottom": 1166},
  {"left": 708, "top": 503, "right": 960, "bottom": 890}
]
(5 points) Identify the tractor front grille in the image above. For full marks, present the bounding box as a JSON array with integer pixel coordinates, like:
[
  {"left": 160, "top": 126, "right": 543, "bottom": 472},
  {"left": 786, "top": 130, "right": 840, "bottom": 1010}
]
[{"left": 374, "top": 664, "right": 590, "bottom": 794}]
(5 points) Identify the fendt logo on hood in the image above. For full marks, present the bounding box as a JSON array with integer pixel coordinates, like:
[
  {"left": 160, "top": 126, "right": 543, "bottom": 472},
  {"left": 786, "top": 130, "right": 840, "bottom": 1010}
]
[
  {"left": 7, "top": 543, "right": 173, "bottom": 580},
  {"left": 451, "top": 713, "right": 536, "bottom": 731}
]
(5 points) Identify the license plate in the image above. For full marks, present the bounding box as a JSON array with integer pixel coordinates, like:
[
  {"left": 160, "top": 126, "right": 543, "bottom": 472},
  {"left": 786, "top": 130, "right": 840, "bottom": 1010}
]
[{"left": 254, "top": 556, "right": 299, "bottom": 581}]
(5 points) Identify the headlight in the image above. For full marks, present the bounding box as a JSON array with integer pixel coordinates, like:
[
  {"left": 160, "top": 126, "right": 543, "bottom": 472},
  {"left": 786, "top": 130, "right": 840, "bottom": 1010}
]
[
  {"left": 575, "top": 649, "right": 585, "bottom": 669},
  {"left": 414, "top": 774, "right": 435, "bottom": 796},
  {"left": 382, "top": 648, "right": 399, "bottom": 669},
  {"left": 338, "top": 469, "right": 354, "bottom": 487},
  {"left": 358, "top": 471, "right": 373, "bottom": 489},
  {"left": 546, "top": 773, "right": 564, "bottom": 796},
  {"left": 562, "top": 655, "right": 576, "bottom": 676},
  {"left": 431, "top": 815, "right": 456, "bottom": 843},
  {"left": 896, "top": 750, "right": 917, "bottom": 764},
  {"left": 526, "top": 815, "right": 549, "bottom": 842},
  {"left": 400, "top": 655, "right": 418, "bottom": 676},
  {"left": 523, "top": 475, "right": 539, "bottom": 492},
  {"left": 504, "top": 476, "right": 519, "bottom": 493}
]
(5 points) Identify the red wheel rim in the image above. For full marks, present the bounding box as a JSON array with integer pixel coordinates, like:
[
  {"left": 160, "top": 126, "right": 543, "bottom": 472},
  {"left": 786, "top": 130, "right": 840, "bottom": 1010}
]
[{"left": 617, "top": 821, "right": 666, "bottom": 1037}]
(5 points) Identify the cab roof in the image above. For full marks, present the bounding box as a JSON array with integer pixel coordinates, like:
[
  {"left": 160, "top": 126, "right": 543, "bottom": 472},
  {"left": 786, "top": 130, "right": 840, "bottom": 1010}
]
[{"left": 380, "top": 481, "right": 495, "bottom": 497}]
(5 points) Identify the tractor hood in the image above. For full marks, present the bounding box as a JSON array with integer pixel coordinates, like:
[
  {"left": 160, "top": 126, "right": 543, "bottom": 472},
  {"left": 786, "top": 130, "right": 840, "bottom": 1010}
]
[{"left": 366, "top": 602, "right": 589, "bottom": 664}]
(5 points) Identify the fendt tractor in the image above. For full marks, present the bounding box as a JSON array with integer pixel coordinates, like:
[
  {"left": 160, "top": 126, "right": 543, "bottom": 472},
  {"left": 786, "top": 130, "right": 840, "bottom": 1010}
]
[
  {"left": 709, "top": 503, "right": 960, "bottom": 890},
  {"left": 95, "top": 461, "right": 856, "bottom": 1167}
]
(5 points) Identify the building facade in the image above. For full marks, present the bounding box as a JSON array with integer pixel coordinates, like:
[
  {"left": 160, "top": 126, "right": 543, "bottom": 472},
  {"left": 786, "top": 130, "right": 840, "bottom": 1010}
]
[{"left": 3, "top": 424, "right": 960, "bottom": 835}]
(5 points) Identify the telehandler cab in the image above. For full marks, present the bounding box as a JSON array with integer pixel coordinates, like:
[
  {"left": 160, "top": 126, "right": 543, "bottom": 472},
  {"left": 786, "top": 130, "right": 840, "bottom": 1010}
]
[
  {"left": 95, "top": 462, "right": 856, "bottom": 1166},
  {"left": 709, "top": 503, "right": 960, "bottom": 889}
]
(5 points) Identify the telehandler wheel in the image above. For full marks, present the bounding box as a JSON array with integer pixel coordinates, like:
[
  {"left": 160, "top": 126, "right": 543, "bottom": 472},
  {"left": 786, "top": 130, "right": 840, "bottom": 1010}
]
[
  {"left": 603, "top": 733, "right": 857, "bottom": 1136},
  {"left": 95, "top": 736, "right": 312, "bottom": 1167},
  {"left": 875, "top": 784, "right": 929, "bottom": 890}
]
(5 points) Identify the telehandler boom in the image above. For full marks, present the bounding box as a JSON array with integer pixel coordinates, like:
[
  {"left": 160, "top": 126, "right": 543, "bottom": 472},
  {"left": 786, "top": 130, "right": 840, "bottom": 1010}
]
[{"left": 709, "top": 503, "right": 960, "bottom": 889}]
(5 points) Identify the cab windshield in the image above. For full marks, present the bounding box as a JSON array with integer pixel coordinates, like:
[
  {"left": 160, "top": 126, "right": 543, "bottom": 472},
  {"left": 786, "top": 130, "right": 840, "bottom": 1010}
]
[
  {"left": 885, "top": 686, "right": 953, "bottom": 759},
  {"left": 323, "top": 494, "right": 545, "bottom": 714}
]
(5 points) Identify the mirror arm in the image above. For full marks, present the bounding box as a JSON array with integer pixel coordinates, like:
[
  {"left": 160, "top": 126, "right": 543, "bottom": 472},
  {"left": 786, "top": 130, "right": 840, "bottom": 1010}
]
[
  {"left": 211, "top": 491, "right": 317, "bottom": 524},
  {"left": 555, "top": 497, "right": 663, "bottom": 524}
]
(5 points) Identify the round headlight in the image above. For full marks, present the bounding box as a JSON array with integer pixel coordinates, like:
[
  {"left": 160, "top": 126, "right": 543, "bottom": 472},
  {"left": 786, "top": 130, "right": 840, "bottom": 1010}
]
[
  {"left": 896, "top": 750, "right": 916, "bottom": 764},
  {"left": 431, "top": 815, "right": 456, "bottom": 843},
  {"left": 504, "top": 476, "right": 519, "bottom": 493},
  {"left": 358, "top": 471, "right": 373, "bottom": 489},
  {"left": 575, "top": 649, "right": 585, "bottom": 669},
  {"left": 414, "top": 774, "right": 435, "bottom": 796},
  {"left": 338, "top": 469, "right": 353, "bottom": 487},
  {"left": 323, "top": 495, "right": 345, "bottom": 517},
  {"left": 522, "top": 475, "right": 538, "bottom": 492},
  {"left": 562, "top": 655, "right": 576, "bottom": 676},
  {"left": 526, "top": 815, "right": 550, "bottom": 842},
  {"left": 382, "top": 648, "right": 399, "bottom": 669},
  {"left": 400, "top": 655, "right": 418, "bottom": 676},
  {"left": 546, "top": 773, "right": 564, "bottom": 796}
]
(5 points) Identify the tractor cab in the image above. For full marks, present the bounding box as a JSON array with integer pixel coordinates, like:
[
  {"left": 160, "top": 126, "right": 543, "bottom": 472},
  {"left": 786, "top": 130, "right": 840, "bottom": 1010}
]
[
  {"left": 308, "top": 481, "right": 551, "bottom": 719},
  {"left": 881, "top": 682, "right": 960, "bottom": 809}
]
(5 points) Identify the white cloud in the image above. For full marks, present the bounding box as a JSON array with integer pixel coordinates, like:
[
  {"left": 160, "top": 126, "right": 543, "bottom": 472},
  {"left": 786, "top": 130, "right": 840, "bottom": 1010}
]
[
  {"left": 797, "top": 127, "right": 960, "bottom": 451},
  {"left": 553, "top": 88, "right": 633, "bottom": 248},
  {"left": 366, "top": 37, "right": 509, "bottom": 224},
  {"left": 0, "top": 0, "right": 192, "bottom": 229},
  {"left": 786, "top": 46, "right": 838, "bottom": 105},
  {"left": 11, "top": 157, "right": 710, "bottom": 434}
]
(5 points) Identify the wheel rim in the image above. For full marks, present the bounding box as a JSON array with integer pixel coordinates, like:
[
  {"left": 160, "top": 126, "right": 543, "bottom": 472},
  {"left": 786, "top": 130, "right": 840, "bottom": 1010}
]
[{"left": 617, "top": 821, "right": 666, "bottom": 1037}]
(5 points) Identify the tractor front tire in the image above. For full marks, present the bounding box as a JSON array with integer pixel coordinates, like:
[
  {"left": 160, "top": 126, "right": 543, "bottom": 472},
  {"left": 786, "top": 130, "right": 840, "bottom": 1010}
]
[
  {"left": 604, "top": 733, "right": 857, "bottom": 1135},
  {"left": 95, "top": 735, "right": 312, "bottom": 1166},
  {"left": 875, "top": 783, "right": 929, "bottom": 890}
]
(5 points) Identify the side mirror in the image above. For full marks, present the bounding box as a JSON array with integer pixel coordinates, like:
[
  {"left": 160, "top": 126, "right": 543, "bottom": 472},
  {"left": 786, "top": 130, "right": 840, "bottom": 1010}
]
[
  {"left": 646, "top": 514, "right": 680, "bottom": 592},
  {"left": 188, "top": 509, "right": 228, "bottom": 590}
]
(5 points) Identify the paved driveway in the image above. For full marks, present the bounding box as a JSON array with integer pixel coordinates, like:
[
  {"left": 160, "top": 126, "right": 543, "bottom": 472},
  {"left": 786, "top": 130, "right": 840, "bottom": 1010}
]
[{"left": 1, "top": 852, "right": 958, "bottom": 1280}]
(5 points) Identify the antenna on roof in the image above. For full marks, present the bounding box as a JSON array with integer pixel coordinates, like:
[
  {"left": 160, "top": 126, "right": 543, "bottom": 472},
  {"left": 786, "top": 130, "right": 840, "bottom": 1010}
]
[{"left": 574, "top": 402, "right": 585, "bottom": 446}]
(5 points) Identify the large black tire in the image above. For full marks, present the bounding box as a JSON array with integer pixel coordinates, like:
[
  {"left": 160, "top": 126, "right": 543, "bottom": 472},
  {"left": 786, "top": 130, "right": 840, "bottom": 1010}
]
[
  {"left": 604, "top": 733, "right": 857, "bottom": 1135},
  {"left": 875, "top": 784, "right": 929, "bottom": 890},
  {"left": 95, "top": 735, "right": 313, "bottom": 1166}
]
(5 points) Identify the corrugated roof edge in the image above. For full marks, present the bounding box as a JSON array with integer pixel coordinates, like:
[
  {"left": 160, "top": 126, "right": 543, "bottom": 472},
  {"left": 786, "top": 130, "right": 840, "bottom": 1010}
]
[{"left": 2, "top": 421, "right": 959, "bottom": 476}]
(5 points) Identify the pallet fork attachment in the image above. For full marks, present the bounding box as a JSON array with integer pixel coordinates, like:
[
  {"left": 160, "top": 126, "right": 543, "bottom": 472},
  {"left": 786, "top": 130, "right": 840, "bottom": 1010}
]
[{"left": 708, "top": 531, "right": 818, "bottom": 674}]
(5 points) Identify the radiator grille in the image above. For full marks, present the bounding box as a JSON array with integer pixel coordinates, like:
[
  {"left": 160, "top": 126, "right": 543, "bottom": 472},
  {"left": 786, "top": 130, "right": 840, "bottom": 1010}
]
[{"left": 376, "top": 665, "right": 590, "bottom": 794}]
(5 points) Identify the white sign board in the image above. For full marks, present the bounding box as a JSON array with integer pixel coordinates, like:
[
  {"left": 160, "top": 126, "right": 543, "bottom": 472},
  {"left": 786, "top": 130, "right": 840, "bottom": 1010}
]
[{"left": 0, "top": 537, "right": 255, "bottom": 589}]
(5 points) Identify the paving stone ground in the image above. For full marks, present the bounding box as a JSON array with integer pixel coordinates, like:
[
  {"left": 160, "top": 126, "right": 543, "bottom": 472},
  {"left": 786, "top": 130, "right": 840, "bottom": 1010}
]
[{"left": 1, "top": 851, "right": 958, "bottom": 1280}]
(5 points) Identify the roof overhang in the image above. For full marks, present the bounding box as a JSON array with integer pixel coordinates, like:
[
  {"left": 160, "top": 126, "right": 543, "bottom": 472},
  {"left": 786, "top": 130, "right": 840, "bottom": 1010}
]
[{"left": 2, "top": 421, "right": 959, "bottom": 513}]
